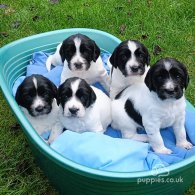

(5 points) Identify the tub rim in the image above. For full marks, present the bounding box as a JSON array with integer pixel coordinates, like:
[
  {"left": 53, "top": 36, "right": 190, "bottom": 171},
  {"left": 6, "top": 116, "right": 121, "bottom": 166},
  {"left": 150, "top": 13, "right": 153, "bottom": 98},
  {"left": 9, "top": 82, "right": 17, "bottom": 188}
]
[{"left": 0, "top": 28, "right": 194, "bottom": 182}]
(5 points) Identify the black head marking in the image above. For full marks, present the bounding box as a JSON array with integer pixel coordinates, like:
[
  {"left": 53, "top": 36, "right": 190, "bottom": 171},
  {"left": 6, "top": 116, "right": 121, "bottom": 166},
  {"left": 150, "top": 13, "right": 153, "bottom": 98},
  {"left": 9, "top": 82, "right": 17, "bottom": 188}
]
[
  {"left": 110, "top": 40, "right": 150, "bottom": 76},
  {"left": 57, "top": 77, "right": 77, "bottom": 107},
  {"left": 145, "top": 58, "right": 189, "bottom": 100},
  {"left": 109, "top": 40, "right": 129, "bottom": 69},
  {"left": 133, "top": 40, "right": 150, "bottom": 66},
  {"left": 59, "top": 33, "right": 100, "bottom": 66},
  {"left": 76, "top": 78, "right": 96, "bottom": 108},
  {"left": 15, "top": 74, "right": 57, "bottom": 116},
  {"left": 57, "top": 77, "right": 96, "bottom": 109}
]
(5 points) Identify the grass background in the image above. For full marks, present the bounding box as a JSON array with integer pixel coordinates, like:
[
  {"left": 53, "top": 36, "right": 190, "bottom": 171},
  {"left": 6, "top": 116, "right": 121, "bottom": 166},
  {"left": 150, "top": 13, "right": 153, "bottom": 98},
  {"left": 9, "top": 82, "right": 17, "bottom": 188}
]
[{"left": 0, "top": 0, "right": 194, "bottom": 194}]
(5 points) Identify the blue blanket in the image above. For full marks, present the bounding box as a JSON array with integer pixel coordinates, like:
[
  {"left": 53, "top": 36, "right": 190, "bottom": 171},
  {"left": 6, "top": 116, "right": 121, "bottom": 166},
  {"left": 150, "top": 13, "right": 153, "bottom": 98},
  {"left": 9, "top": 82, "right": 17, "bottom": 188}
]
[{"left": 13, "top": 52, "right": 195, "bottom": 172}]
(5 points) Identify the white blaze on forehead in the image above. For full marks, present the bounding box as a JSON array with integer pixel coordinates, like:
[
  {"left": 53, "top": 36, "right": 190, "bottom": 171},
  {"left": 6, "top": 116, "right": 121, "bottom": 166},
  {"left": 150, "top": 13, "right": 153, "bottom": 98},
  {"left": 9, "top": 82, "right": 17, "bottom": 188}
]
[
  {"left": 74, "top": 37, "right": 81, "bottom": 54},
  {"left": 127, "top": 41, "right": 137, "bottom": 53},
  {"left": 71, "top": 79, "right": 81, "bottom": 95},
  {"left": 64, "top": 78, "right": 85, "bottom": 117},
  {"left": 31, "top": 77, "right": 45, "bottom": 109},
  {"left": 126, "top": 41, "right": 139, "bottom": 69},
  {"left": 32, "top": 77, "right": 38, "bottom": 89},
  {"left": 70, "top": 37, "right": 86, "bottom": 70},
  {"left": 164, "top": 61, "right": 172, "bottom": 71}
]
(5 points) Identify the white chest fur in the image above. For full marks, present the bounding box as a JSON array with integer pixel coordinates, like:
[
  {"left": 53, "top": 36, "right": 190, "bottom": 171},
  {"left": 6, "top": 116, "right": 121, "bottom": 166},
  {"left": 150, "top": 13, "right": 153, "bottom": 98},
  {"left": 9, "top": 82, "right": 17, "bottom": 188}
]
[{"left": 109, "top": 65, "right": 149, "bottom": 99}]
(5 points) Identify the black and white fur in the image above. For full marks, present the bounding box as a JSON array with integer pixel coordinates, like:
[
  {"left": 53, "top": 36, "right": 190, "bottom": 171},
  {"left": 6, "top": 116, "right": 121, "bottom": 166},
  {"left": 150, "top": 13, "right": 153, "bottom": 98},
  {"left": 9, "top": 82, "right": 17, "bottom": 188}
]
[
  {"left": 57, "top": 77, "right": 112, "bottom": 133},
  {"left": 109, "top": 40, "right": 150, "bottom": 99},
  {"left": 46, "top": 34, "right": 110, "bottom": 92},
  {"left": 15, "top": 74, "right": 63, "bottom": 144},
  {"left": 111, "top": 58, "right": 193, "bottom": 154}
]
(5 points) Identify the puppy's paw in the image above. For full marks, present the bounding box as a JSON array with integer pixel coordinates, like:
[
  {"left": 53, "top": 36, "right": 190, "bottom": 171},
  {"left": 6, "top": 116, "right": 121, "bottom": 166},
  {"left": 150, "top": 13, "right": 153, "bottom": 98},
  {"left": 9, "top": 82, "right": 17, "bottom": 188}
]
[
  {"left": 94, "top": 128, "right": 105, "bottom": 133},
  {"left": 46, "top": 55, "right": 52, "bottom": 71},
  {"left": 154, "top": 147, "right": 172, "bottom": 154},
  {"left": 177, "top": 141, "right": 193, "bottom": 149}
]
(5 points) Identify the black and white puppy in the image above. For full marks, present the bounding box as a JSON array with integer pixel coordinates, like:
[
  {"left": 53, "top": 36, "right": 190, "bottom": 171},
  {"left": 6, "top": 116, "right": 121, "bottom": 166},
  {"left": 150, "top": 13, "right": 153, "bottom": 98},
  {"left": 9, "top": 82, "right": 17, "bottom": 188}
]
[
  {"left": 57, "top": 77, "right": 112, "bottom": 133},
  {"left": 111, "top": 58, "right": 193, "bottom": 154},
  {"left": 46, "top": 34, "right": 110, "bottom": 91},
  {"left": 109, "top": 40, "right": 150, "bottom": 99},
  {"left": 15, "top": 74, "right": 63, "bottom": 144}
]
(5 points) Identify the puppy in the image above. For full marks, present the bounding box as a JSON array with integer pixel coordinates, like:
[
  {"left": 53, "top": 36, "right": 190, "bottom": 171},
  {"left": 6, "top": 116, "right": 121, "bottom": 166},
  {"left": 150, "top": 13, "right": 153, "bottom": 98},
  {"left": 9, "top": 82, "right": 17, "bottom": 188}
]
[
  {"left": 57, "top": 77, "right": 112, "bottom": 133},
  {"left": 15, "top": 74, "right": 63, "bottom": 144},
  {"left": 111, "top": 58, "right": 193, "bottom": 154},
  {"left": 109, "top": 40, "right": 150, "bottom": 99},
  {"left": 46, "top": 34, "right": 110, "bottom": 92}
]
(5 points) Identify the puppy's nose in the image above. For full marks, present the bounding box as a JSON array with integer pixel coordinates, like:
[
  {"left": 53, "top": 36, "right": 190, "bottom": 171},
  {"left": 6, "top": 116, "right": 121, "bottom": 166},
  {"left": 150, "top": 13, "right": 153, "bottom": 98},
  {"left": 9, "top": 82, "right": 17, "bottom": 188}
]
[
  {"left": 74, "top": 63, "right": 82, "bottom": 69},
  {"left": 35, "top": 105, "right": 44, "bottom": 112},
  {"left": 131, "top": 66, "right": 139, "bottom": 72},
  {"left": 165, "top": 88, "right": 175, "bottom": 95},
  {"left": 69, "top": 108, "right": 79, "bottom": 115}
]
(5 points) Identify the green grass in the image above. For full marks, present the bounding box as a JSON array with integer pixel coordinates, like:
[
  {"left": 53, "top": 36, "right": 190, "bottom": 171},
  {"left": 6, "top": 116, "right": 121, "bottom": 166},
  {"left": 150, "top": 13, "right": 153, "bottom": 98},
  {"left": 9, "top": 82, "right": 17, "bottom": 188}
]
[{"left": 0, "top": 0, "right": 194, "bottom": 194}]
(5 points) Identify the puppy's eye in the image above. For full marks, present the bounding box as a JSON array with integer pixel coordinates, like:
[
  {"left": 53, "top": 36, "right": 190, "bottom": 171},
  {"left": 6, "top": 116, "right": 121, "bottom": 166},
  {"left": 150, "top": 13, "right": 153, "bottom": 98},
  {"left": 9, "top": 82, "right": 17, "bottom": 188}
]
[
  {"left": 138, "top": 53, "right": 144, "bottom": 58},
  {"left": 23, "top": 94, "right": 31, "bottom": 99},
  {"left": 80, "top": 45, "right": 91, "bottom": 54},
  {"left": 23, "top": 90, "right": 36, "bottom": 98},
  {"left": 64, "top": 96, "right": 68, "bottom": 100},
  {"left": 39, "top": 91, "right": 47, "bottom": 96},
  {"left": 156, "top": 75, "right": 164, "bottom": 81},
  {"left": 64, "top": 95, "right": 70, "bottom": 100},
  {"left": 121, "top": 55, "right": 127, "bottom": 61},
  {"left": 176, "top": 74, "right": 181, "bottom": 79},
  {"left": 80, "top": 95, "right": 87, "bottom": 102}
]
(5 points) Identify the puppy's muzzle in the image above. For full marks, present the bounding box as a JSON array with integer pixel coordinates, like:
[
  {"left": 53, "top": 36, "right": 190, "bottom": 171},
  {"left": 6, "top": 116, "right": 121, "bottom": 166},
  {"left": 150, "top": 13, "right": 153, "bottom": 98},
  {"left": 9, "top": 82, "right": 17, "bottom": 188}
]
[
  {"left": 74, "top": 62, "right": 83, "bottom": 70},
  {"left": 164, "top": 86, "right": 179, "bottom": 95},
  {"left": 130, "top": 65, "right": 145, "bottom": 75},
  {"left": 131, "top": 66, "right": 139, "bottom": 73},
  {"left": 69, "top": 107, "right": 79, "bottom": 116},
  {"left": 35, "top": 105, "right": 44, "bottom": 112}
]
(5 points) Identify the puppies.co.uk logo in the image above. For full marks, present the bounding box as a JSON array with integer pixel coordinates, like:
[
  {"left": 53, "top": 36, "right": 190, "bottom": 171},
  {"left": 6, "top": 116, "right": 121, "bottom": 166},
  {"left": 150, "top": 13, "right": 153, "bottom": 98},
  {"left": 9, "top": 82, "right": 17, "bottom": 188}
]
[
  {"left": 151, "top": 163, "right": 170, "bottom": 177},
  {"left": 137, "top": 163, "right": 184, "bottom": 184}
]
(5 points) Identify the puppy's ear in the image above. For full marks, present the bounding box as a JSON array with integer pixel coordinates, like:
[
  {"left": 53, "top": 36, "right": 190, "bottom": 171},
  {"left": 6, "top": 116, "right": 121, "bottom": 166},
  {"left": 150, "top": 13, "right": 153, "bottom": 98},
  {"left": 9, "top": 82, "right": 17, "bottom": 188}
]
[
  {"left": 92, "top": 41, "right": 100, "bottom": 62},
  {"left": 147, "top": 54, "right": 151, "bottom": 66},
  {"left": 56, "top": 84, "right": 62, "bottom": 106},
  {"left": 144, "top": 66, "right": 154, "bottom": 91},
  {"left": 15, "top": 84, "right": 23, "bottom": 106},
  {"left": 145, "top": 49, "right": 150, "bottom": 66},
  {"left": 109, "top": 46, "right": 119, "bottom": 68},
  {"left": 185, "top": 73, "right": 190, "bottom": 89},
  {"left": 86, "top": 86, "right": 96, "bottom": 108},
  {"left": 59, "top": 42, "right": 66, "bottom": 63},
  {"left": 180, "top": 62, "right": 190, "bottom": 89},
  {"left": 48, "top": 80, "right": 58, "bottom": 99}
]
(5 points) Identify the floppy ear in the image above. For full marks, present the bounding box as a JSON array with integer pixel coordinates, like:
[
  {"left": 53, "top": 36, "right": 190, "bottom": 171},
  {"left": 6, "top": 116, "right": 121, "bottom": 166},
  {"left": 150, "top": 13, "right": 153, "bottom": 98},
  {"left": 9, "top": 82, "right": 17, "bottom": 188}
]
[
  {"left": 86, "top": 86, "right": 96, "bottom": 108},
  {"left": 144, "top": 67, "right": 154, "bottom": 91},
  {"left": 92, "top": 41, "right": 100, "bottom": 62},
  {"left": 109, "top": 46, "right": 119, "bottom": 68},
  {"left": 185, "top": 73, "right": 190, "bottom": 89},
  {"left": 59, "top": 42, "right": 67, "bottom": 63},
  {"left": 56, "top": 84, "right": 62, "bottom": 106},
  {"left": 145, "top": 49, "right": 150, "bottom": 66},
  {"left": 180, "top": 63, "right": 190, "bottom": 89},
  {"left": 15, "top": 84, "right": 23, "bottom": 106},
  {"left": 48, "top": 80, "right": 58, "bottom": 99},
  {"left": 147, "top": 54, "right": 151, "bottom": 66}
]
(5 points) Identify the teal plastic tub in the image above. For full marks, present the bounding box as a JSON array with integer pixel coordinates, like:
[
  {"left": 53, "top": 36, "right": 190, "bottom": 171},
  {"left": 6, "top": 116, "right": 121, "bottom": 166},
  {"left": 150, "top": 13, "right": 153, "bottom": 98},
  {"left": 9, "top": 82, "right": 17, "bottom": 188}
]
[{"left": 0, "top": 28, "right": 194, "bottom": 195}]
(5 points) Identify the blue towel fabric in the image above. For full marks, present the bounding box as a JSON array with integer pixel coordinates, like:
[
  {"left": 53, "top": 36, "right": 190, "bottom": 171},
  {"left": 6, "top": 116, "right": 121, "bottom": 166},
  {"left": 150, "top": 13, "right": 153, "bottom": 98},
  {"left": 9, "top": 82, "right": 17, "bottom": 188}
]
[{"left": 12, "top": 51, "right": 195, "bottom": 172}]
